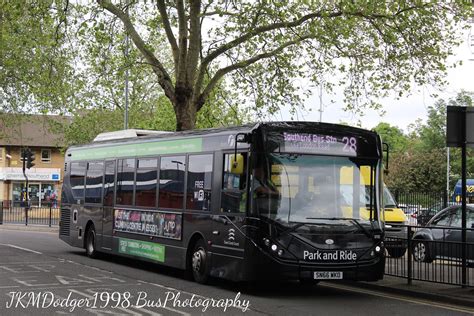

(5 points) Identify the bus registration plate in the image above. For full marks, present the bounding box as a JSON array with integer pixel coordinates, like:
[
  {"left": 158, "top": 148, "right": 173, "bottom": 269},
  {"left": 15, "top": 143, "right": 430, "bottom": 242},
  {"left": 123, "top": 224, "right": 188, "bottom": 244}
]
[{"left": 314, "top": 271, "right": 343, "bottom": 280}]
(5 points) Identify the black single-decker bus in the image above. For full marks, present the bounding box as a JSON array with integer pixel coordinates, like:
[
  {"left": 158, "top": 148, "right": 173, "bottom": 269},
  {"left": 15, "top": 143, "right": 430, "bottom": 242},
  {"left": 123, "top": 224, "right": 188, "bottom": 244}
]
[{"left": 59, "top": 122, "right": 385, "bottom": 283}]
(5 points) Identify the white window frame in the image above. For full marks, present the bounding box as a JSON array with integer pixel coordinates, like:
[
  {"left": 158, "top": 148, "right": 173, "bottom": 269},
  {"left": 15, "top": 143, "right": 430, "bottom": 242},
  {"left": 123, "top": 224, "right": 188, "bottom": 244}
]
[{"left": 41, "top": 149, "right": 52, "bottom": 163}]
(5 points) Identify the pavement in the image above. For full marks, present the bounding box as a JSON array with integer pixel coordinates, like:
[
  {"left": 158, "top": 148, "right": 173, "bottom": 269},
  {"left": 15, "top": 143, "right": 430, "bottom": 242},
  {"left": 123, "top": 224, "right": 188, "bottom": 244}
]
[
  {"left": 346, "top": 276, "right": 474, "bottom": 309},
  {"left": 0, "top": 222, "right": 59, "bottom": 233},
  {"left": 1, "top": 223, "right": 474, "bottom": 311}
]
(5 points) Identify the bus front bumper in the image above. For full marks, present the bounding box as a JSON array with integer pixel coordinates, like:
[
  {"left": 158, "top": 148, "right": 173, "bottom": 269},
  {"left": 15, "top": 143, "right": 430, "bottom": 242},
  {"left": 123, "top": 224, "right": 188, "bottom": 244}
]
[{"left": 248, "top": 250, "right": 385, "bottom": 282}]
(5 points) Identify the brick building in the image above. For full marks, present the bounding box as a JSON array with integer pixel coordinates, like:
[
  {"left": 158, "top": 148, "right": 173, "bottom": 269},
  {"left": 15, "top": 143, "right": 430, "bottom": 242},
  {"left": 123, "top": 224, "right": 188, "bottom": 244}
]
[{"left": 0, "top": 115, "right": 66, "bottom": 207}]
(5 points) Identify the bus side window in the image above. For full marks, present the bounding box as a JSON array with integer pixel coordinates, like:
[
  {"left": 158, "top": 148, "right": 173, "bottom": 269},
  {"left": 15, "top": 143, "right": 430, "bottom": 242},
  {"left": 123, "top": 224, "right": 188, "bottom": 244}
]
[
  {"left": 221, "top": 153, "right": 247, "bottom": 213},
  {"left": 85, "top": 161, "right": 104, "bottom": 204},
  {"left": 70, "top": 161, "right": 87, "bottom": 202},
  {"left": 103, "top": 160, "right": 116, "bottom": 207},
  {"left": 116, "top": 158, "right": 135, "bottom": 206},
  {"left": 186, "top": 154, "right": 213, "bottom": 211},
  {"left": 135, "top": 158, "right": 158, "bottom": 208},
  {"left": 159, "top": 156, "right": 185, "bottom": 209}
]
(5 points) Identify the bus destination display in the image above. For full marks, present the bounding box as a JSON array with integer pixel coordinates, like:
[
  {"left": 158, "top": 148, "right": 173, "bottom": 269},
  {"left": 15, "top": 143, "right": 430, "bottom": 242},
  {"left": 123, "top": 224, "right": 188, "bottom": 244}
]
[
  {"left": 114, "top": 209, "right": 182, "bottom": 240},
  {"left": 281, "top": 132, "right": 358, "bottom": 155}
]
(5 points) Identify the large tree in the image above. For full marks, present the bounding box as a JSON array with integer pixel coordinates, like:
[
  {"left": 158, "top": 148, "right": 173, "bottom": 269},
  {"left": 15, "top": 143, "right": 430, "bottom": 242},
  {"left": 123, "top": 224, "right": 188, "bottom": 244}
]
[
  {"left": 94, "top": 0, "right": 472, "bottom": 130},
  {"left": 1, "top": 0, "right": 73, "bottom": 114},
  {"left": 385, "top": 91, "right": 474, "bottom": 192},
  {"left": 373, "top": 122, "right": 408, "bottom": 153}
]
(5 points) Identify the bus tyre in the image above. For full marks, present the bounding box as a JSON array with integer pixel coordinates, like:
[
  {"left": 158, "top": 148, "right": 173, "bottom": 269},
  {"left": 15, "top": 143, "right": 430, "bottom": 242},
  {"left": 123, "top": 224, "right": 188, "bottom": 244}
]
[
  {"left": 191, "top": 239, "right": 209, "bottom": 284},
  {"left": 387, "top": 247, "right": 406, "bottom": 258},
  {"left": 85, "top": 225, "right": 98, "bottom": 258},
  {"left": 413, "top": 240, "right": 433, "bottom": 263}
]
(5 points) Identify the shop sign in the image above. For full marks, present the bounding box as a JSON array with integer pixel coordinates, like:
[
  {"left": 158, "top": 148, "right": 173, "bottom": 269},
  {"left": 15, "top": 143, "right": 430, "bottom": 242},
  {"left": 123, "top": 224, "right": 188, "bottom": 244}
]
[{"left": 0, "top": 168, "right": 61, "bottom": 181}]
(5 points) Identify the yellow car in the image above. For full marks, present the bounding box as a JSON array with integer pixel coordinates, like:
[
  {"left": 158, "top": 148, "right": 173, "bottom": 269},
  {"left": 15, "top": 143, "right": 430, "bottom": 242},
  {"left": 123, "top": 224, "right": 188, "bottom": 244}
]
[{"left": 340, "top": 167, "right": 407, "bottom": 258}]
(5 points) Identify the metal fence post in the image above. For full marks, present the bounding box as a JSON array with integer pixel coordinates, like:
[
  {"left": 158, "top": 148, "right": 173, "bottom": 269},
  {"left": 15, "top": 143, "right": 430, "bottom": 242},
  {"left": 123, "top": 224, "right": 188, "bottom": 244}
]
[
  {"left": 49, "top": 205, "right": 52, "bottom": 227},
  {"left": 0, "top": 201, "right": 3, "bottom": 225},
  {"left": 443, "top": 190, "right": 448, "bottom": 209},
  {"left": 407, "top": 225, "right": 412, "bottom": 285},
  {"left": 25, "top": 205, "right": 28, "bottom": 226}
]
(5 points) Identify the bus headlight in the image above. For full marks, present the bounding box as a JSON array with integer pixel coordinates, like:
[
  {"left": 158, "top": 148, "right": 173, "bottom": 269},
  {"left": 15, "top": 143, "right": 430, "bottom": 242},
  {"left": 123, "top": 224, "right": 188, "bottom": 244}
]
[
  {"left": 375, "top": 245, "right": 381, "bottom": 253},
  {"left": 271, "top": 244, "right": 278, "bottom": 252},
  {"left": 277, "top": 249, "right": 284, "bottom": 257},
  {"left": 263, "top": 238, "right": 270, "bottom": 247}
]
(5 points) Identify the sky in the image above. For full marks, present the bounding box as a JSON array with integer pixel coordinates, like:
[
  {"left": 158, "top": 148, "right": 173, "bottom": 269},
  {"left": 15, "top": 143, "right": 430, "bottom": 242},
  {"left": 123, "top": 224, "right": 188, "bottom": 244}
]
[{"left": 279, "top": 25, "right": 474, "bottom": 133}]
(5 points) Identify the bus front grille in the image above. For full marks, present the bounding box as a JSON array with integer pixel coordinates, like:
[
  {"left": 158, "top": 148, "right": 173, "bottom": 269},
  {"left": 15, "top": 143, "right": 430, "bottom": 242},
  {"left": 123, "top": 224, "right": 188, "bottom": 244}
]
[{"left": 60, "top": 208, "right": 71, "bottom": 236}]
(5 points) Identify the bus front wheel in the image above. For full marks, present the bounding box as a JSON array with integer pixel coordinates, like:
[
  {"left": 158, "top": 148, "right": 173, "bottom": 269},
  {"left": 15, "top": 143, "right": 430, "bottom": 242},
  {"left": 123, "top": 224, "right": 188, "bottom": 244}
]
[
  {"left": 191, "top": 239, "right": 209, "bottom": 284},
  {"left": 85, "top": 225, "right": 98, "bottom": 258}
]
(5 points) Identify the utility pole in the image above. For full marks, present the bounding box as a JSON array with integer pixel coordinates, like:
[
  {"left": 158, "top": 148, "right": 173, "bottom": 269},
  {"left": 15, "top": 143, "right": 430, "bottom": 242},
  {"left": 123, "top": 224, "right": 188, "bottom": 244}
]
[
  {"left": 124, "top": 0, "right": 130, "bottom": 130},
  {"left": 318, "top": 83, "right": 323, "bottom": 122},
  {"left": 446, "top": 147, "right": 450, "bottom": 195}
]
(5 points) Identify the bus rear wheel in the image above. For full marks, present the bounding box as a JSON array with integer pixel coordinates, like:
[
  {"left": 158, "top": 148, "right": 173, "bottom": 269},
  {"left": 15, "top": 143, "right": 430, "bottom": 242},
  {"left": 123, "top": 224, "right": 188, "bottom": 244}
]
[
  {"left": 85, "top": 225, "right": 98, "bottom": 258},
  {"left": 191, "top": 239, "right": 209, "bottom": 284}
]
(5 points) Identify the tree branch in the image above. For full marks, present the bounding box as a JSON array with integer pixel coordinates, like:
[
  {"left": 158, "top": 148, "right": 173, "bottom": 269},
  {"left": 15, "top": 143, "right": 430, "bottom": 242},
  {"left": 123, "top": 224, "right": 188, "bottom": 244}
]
[
  {"left": 198, "top": 34, "right": 312, "bottom": 111},
  {"left": 186, "top": 0, "right": 201, "bottom": 87},
  {"left": 193, "top": 10, "right": 342, "bottom": 103},
  {"left": 176, "top": 0, "right": 187, "bottom": 86},
  {"left": 201, "top": 10, "right": 341, "bottom": 68},
  {"left": 156, "top": 0, "right": 179, "bottom": 69},
  {"left": 97, "top": 0, "right": 176, "bottom": 104}
]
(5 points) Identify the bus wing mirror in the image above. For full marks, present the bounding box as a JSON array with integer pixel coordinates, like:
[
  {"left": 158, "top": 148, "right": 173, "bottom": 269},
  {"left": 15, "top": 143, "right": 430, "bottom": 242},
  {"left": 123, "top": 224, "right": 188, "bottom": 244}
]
[
  {"left": 231, "top": 154, "right": 244, "bottom": 175},
  {"left": 232, "top": 132, "right": 251, "bottom": 174},
  {"left": 382, "top": 142, "right": 389, "bottom": 174}
]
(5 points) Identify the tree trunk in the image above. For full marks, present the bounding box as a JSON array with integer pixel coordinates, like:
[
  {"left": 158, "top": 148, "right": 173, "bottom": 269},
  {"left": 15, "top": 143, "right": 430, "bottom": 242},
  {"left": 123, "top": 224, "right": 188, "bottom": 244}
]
[{"left": 174, "top": 99, "right": 197, "bottom": 131}]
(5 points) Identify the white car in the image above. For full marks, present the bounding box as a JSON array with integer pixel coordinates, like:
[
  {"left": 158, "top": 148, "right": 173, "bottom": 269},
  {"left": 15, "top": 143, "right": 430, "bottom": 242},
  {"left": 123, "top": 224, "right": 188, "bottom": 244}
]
[{"left": 398, "top": 204, "right": 420, "bottom": 226}]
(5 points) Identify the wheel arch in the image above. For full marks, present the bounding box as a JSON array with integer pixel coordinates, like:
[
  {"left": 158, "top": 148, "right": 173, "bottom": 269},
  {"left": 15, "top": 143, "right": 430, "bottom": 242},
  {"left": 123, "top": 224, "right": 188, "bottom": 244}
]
[{"left": 186, "top": 232, "right": 207, "bottom": 270}]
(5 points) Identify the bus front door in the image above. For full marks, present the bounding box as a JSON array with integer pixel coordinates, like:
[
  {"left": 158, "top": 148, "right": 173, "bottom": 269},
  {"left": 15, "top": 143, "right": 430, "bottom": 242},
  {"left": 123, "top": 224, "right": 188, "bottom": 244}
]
[{"left": 211, "top": 213, "right": 246, "bottom": 280}]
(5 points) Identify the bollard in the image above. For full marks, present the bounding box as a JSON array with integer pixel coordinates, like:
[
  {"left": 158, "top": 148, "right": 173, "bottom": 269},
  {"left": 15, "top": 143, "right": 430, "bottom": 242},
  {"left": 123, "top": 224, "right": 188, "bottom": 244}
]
[{"left": 49, "top": 205, "right": 52, "bottom": 227}]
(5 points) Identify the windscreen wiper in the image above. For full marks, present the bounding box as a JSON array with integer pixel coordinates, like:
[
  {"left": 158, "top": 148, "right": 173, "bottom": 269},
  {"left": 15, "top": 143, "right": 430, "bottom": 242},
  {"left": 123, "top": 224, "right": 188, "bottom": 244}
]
[
  {"left": 282, "top": 222, "right": 306, "bottom": 235},
  {"left": 306, "top": 217, "right": 373, "bottom": 238}
]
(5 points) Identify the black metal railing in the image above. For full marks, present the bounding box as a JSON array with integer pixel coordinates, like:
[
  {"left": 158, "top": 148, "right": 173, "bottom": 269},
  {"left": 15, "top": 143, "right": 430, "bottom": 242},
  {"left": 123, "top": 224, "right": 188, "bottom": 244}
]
[
  {"left": 0, "top": 203, "right": 60, "bottom": 227},
  {"left": 385, "top": 225, "right": 473, "bottom": 287},
  {"left": 390, "top": 190, "right": 457, "bottom": 226}
]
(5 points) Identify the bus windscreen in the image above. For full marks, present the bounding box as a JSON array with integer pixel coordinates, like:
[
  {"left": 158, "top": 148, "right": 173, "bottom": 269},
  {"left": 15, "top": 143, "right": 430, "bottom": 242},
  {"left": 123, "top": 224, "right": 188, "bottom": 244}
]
[{"left": 253, "top": 154, "right": 378, "bottom": 223}]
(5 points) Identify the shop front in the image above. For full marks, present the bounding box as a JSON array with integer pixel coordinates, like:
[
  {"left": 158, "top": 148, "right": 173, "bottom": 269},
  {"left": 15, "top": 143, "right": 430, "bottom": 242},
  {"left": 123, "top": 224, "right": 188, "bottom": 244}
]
[{"left": 0, "top": 168, "right": 61, "bottom": 207}]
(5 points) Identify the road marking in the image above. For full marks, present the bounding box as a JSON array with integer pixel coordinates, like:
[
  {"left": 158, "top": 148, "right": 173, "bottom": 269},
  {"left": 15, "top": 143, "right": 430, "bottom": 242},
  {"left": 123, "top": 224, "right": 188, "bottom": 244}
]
[
  {"left": 140, "top": 280, "right": 249, "bottom": 313},
  {"left": 0, "top": 286, "right": 20, "bottom": 289},
  {"left": 322, "top": 283, "right": 474, "bottom": 314},
  {"left": 0, "top": 243, "right": 43, "bottom": 254},
  {"left": 42, "top": 255, "right": 247, "bottom": 314},
  {"left": 3, "top": 283, "right": 142, "bottom": 291},
  {"left": 69, "top": 289, "right": 159, "bottom": 316},
  {"left": 0, "top": 261, "right": 59, "bottom": 265}
]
